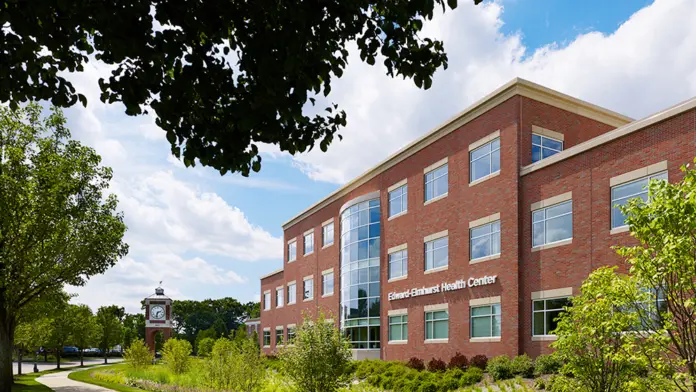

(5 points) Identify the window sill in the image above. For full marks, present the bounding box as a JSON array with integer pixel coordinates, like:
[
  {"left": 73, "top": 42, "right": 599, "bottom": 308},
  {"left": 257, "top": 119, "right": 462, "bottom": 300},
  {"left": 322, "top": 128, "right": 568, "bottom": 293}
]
[
  {"left": 388, "top": 211, "right": 408, "bottom": 221},
  {"left": 287, "top": 302, "right": 296, "bottom": 306},
  {"left": 276, "top": 305, "right": 283, "bottom": 309},
  {"left": 532, "top": 335, "right": 557, "bottom": 342},
  {"left": 532, "top": 238, "right": 572, "bottom": 252},
  {"left": 470, "top": 253, "right": 501, "bottom": 264},
  {"left": 424, "top": 193, "right": 448, "bottom": 206},
  {"left": 322, "top": 243, "right": 334, "bottom": 249},
  {"left": 304, "top": 251, "right": 314, "bottom": 256},
  {"left": 424, "top": 338, "right": 449, "bottom": 344},
  {"left": 263, "top": 309, "right": 270, "bottom": 312},
  {"left": 610, "top": 226, "right": 629, "bottom": 235},
  {"left": 288, "top": 259, "right": 296, "bottom": 263},
  {"left": 263, "top": 345, "right": 270, "bottom": 348},
  {"left": 303, "top": 298, "right": 314, "bottom": 302},
  {"left": 388, "top": 275, "right": 408, "bottom": 283},
  {"left": 321, "top": 293, "right": 334, "bottom": 298},
  {"left": 470, "top": 337, "right": 501, "bottom": 343},
  {"left": 388, "top": 340, "right": 408, "bottom": 345},
  {"left": 469, "top": 171, "right": 501, "bottom": 187},
  {"left": 424, "top": 265, "right": 448, "bottom": 274}
]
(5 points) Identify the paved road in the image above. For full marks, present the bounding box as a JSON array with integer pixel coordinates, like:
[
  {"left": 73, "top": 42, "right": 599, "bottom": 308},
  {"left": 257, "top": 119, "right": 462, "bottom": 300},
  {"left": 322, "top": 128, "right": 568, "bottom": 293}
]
[
  {"left": 37, "top": 368, "right": 113, "bottom": 392},
  {"left": 12, "top": 358, "right": 123, "bottom": 375}
]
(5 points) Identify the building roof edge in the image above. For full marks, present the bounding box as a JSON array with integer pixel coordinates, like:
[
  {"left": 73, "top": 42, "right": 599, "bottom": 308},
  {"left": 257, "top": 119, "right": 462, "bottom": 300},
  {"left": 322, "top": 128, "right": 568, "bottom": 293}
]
[{"left": 260, "top": 267, "right": 284, "bottom": 281}]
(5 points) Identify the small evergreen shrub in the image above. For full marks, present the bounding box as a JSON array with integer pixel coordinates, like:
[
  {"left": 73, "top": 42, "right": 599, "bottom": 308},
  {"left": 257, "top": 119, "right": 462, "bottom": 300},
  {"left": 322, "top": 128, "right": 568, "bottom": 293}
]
[
  {"left": 487, "top": 355, "right": 513, "bottom": 381},
  {"left": 427, "top": 358, "right": 447, "bottom": 372},
  {"left": 470, "top": 354, "right": 488, "bottom": 370},
  {"left": 511, "top": 354, "right": 535, "bottom": 378},
  {"left": 417, "top": 380, "right": 438, "bottom": 392},
  {"left": 534, "top": 353, "right": 563, "bottom": 375},
  {"left": 406, "top": 357, "right": 425, "bottom": 371},
  {"left": 448, "top": 352, "right": 469, "bottom": 370},
  {"left": 460, "top": 367, "right": 483, "bottom": 387}
]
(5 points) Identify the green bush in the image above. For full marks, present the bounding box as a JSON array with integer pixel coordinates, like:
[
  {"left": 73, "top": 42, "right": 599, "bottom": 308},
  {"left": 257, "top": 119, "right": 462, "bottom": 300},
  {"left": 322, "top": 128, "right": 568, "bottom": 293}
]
[
  {"left": 486, "top": 355, "right": 513, "bottom": 381},
  {"left": 417, "top": 380, "right": 438, "bottom": 392},
  {"left": 162, "top": 338, "right": 192, "bottom": 374},
  {"left": 511, "top": 354, "right": 534, "bottom": 378},
  {"left": 459, "top": 367, "right": 483, "bottom": 387},
  {"left": 534, "top": 377, "right": 547, "bottom": 390},
  {"left": 206, "top": 336, "right": 266, "bottom": 391},
  {"left": 534, "top": 353, "right": 563, "bottom": 375},
  {"left": 196, "top": 337, "right": 215, "bottom": 357},
  {"left": 123, "top": 339, "right": 153, "bottom": 370}
]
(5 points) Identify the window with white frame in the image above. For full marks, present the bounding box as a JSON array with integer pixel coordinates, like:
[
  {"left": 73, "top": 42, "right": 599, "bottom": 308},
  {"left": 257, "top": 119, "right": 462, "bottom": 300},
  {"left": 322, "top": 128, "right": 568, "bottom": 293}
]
[
  {"left": 470, "top": 221, "right": 501, "bottom": 260},
  {"left": 263, "top": 293, "right": 271, "bottom": 310},
  {"left": 304, "top": 232, "right": 314, "bottom": 254},
  {"left": 533, "top": 298, "right": 570, "bottom": 336},
  {"left": 322, "top": 272, "right": 334, "bottom": 295},
  {"left": 532, "top": 134, "right": 563, "bottom": 163},
  {"left": 630, "top": 288, "right": 668, "bottom": 332},
  {"left": 389, "top": 184, "right": 408, "bottom": 217},
  {"left": 322, "top": 222, "right": 334, "bottom": 246},
  {"left": 303, "top": 278, "right": 314, "bottom": 300},
  {"left": 388, "top": 315, "right": 408, "bottom": 341},
  {"left": 276, "top": 288, "right": 284, "bottom": 308},
  {"left": 425, "top": 236, "right": 448, "bottom": 271},
  {"left": 275, "top": 328, "right": 284, "bottom": 345},
  {"left": 532, "top": 200, "right": 572, "bottom": 247},
  {"left": 287, "top": 327, "right": 296, "bottom": 342},
  {"left": 470, "top": 304, "right": 501, "bottom": 338},
  {"left": 263, "top": 330, "right": 271, "bottom": 346},
  {"left": 388, "top": 249, "right": 408, "bottom": 280},
  {"left": 287, "top": 283, "right": 296, "bottom": 304},
  {"left": 611, "top": 171, "right": 668, "bottom": 229},
  {"left": 288, "top": 241, "right": 297, "bottom": 262},
  {"left": 424, "top": 164, "right": 448, "bottom": 202},
  {"left": 425, "top": 310, "right": 448, "bottom": 340},
  {"left": 470, "top": 138, "right": 500, "bottom": 182}
]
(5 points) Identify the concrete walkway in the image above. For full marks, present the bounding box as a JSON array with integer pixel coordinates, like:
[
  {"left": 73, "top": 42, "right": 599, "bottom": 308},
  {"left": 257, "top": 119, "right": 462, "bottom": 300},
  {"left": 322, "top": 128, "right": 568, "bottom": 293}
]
[
  {"left": 36, "top": 367, "right": 113, "bottom": 392},
  {"left": 13, "top": 358, "right": 123, "bottom": 375}
]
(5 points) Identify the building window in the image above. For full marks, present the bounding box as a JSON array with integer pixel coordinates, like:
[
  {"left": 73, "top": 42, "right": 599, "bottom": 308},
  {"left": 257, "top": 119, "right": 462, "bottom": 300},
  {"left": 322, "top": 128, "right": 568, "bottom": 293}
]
[
  {"left": 629, "top": 289, "right": 668, "bottom": 332},
  {"left": 304, "top": 232, "right": 314, "bottom": 255},
  {"left": 533, "top": 298, "right": 570, "bottom": 336},
  {"left": 288, "top": 241, "right": 297, "bottom": 262},
  {"left": 389, "top": 185, "right": 408, "bottom": 217},
  {"left": 424, "top": 164, "right": 448, "bottom": 202},
  {"left": 275, "top": 328, "right": 284, "bottom": 346},
  {"left": 471, "top": 304, "right": 501, "bottom": 338},
  {"left": 263, "top": 293, "right": 271, "bottom": 310},
  {"left": 303, "top": 278, "right": 314, "bottom": 300},
  {"left": 322, "top": 272, "right": 334, "bottom": 296},
  {"left": 263, "top": 330, "right": 271, "bottom": 346},
  {"left": 425, "top": 310, "right": 448, "bottom": 340},
  {"left": 287, "top": 283, "right": 296, "bottom": 304},
  {"left": 611, "top": 171, "right": 667, "bottom": 229},
  {"left": 287, "top": 327, "right": 296, "bottom": 343},
  {"left": 470, "top": 221, "right": 501, "bottom": 260},
  {"left": 388, "top": 249, "right": 408, "bottom": 280},
  {"left": 470, "top": 138, "right": 500, "bottom": 182},
  {"left": 425, "top": 236, "right": 448, "bottom": 271},
  {"left": 388, "top": 315, "right": 408, "bottom": 342},
  {"left": 276, "top": 288, "right": 284, "bottom": 308},
  {"left": 532, "top": 134, "right": 563, "bottom": 163},
  {"left": 322, "top": 222, "right": 334, "bottom": 246},
  {"left": 532, "top": 200, "right": 572, "bottom": 247}
]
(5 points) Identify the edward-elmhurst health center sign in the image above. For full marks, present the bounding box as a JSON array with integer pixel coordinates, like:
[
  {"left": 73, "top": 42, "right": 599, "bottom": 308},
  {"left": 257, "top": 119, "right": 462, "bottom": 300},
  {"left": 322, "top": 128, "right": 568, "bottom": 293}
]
[{"left": 387, "top": 275, "right": 497, "bottom": 301}]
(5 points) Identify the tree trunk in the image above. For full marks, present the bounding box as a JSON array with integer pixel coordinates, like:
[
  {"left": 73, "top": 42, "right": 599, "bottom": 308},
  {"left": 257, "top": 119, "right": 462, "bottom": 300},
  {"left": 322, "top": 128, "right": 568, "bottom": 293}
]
[
  {"left": 43, "top": 350, "right": 47, "bottom": 362},
  {"left": 56, "top": 348, "right": 61, "bottom": 370},
  {"left": 0, "top": 310, "right": 14, "bottom": 392},
  {"left": 103, "top": 349, "right": 107, "bottom": 364},
  {"left": 80, "top": 349, "right": 83, "bottom": 367},
  {"left": 16, "top": 349, "right": 22, "bottom": 376}
]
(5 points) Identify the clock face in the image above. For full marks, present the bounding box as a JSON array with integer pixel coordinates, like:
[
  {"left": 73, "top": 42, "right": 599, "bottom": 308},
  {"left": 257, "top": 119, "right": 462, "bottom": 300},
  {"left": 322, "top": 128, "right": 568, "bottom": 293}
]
[{"left": 151, "top": 305, "right": 165, "bottom": 320}]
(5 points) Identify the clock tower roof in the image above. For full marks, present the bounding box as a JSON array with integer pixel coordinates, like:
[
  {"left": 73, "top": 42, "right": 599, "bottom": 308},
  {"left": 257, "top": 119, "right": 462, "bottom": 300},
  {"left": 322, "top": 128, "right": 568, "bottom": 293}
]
[{"left": 146, "top": 285, "right": 171, "bottom": 301}]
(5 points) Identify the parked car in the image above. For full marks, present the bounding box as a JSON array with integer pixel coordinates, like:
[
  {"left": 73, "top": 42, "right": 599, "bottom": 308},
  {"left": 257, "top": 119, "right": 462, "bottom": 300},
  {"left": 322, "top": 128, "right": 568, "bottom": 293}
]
[
  {"left": 83, "top": 348, "right": 102, "bottom": 356},
  {"left": 62, "top": 346, "right": 79, "bottom": 357}
]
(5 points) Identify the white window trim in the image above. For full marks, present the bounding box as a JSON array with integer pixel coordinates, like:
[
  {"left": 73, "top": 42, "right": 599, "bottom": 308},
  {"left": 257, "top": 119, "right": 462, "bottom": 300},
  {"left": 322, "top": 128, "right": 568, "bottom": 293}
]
[
  {"left": 469, "top": 218, "right": 501, "bottom": 262},
  {"left": 531, "top": 238, "right": 573, "bottom": 252},
  {"left": 423, "top": 157, "right": 448, "bottom": 174},
  {"left": 387, "top": 313, "right": 409, "bottom": 343},
  {"left": 532, "top": 295, "right": 571, "bottom": 338},
  {"left": 303, "top": 275, "right": 314, "bottom": 301},
  {"left": 469, "top": 130, "right": 500, "bottom": 151},
  {"left": 469, "top": 170, "right": 501, "bottom": 187},
  {"left": 609, "top": 166, "right": 668, "bottom": 232},
  {"left": 531, "top": 195, "right": 573, "bottom": 250},
  {"left": 276, "top": 286, "right": 284, "bottom": 309},
  {"left": 469, "top": 132, "right": 501, "bottom": 184},
  {"left": 470, "top": 296, "right": 501, "bottom": 306},
  {"left": 469, "top": 212, "right": 500, "bottom": 228},
  {"left": 424, "top": 308, "right": 449, "bottom": 342},
  {"left": 470, "top": 337, "right": 502, "bottom": 343},
  {"left": 423, "top": 161, "right": 449, "bottom": 205},
  {"left": 387, "top": 244, "right": 408, "bottom": 281},
  {"left": 424, "top": 230, "right": 448, "bottom": 242},
  {"left": 286, "top": 281, "right": 297, "bottom": 305},
  {"left": 287, "top": 240, "right": 297, "bottom": 263},
  {"left": 531, "top": 287, "right": 572, "bottom": 300},
  {"left": 263, "top": 291, "right": 271, "bottom": 311},
  {"left": 388, "top": 181, "right": 408, "bottom": 219},
  {"left": 470, "top": 302, "right": 502, "bottom": 340},
  {"left": 321, "top": 219, "right": 334, "bottom": 248},
  {"left": 424, "top": 231, "right": 448, "bottom": 272},
  {"left": 388, "top": 178, "right": 408, "bottom": 192},
  {"left": 303, "top": 230, "right": 314, "bottom": 256},
  {"left": 532, "top": 125, "right": 565, "bottom": 141},
  {"left": 530, "top": 192, "right": 572, "bottom": 211},
  {"left": 321, "top": 270, "right": 334, "bottom": 297}
]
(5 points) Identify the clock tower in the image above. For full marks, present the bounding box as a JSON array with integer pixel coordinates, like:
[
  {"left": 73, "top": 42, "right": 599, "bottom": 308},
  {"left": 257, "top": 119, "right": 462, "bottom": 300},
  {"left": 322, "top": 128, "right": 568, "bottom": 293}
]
[{"left": 144, "top": 285, "right": 173, "bottom": 351}]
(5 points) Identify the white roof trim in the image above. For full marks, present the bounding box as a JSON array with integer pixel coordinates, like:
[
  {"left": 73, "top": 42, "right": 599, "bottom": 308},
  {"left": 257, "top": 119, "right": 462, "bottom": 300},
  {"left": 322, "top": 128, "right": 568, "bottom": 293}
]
[{"left": 260, "top": 268, "right": 284, "bottom": 280}]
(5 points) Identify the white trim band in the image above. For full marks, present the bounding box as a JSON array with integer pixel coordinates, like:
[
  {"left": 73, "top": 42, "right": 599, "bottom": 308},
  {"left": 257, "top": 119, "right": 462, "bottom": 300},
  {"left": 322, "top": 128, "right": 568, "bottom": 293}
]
[{"left": 531, "top": 192, "right": 572, "bottom": 211}]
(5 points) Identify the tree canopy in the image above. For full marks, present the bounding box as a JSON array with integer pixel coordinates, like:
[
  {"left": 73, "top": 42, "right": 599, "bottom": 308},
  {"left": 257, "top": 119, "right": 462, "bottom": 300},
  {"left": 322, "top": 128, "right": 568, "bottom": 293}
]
[
  {"left": 1, "top": 0, "right": 481, "bottom": 176},
  {"left": 171, "top": 298, "right": 257, "bottom": 347}
]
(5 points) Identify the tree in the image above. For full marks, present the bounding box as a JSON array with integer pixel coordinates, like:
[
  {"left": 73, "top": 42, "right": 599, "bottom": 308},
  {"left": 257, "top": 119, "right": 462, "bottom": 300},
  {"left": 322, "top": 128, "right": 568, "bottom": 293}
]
[
  {"left": 0, "top": 103, "right": 128, "bottom": 391},
  {"left": 162, "top": 338, "right": 192, "bottom": 375},
  {"left": 172, "top": 297, "right": 249, "bottom": 347},
  {"left": 615, "top": 159, "right": 696, "bottom": 392},
  {"left": 123, "top": 339, "right": 153, "bottom": 370},
  {"left": 95, "top": 307, "right": 122, "bottom": 365},
  {"left": 122, "top": 313, "right": 146, "bottom": 351},
  {"left": 46, "top": 303, "right": 78, "bottom": 370},
  {"left": 70, "top": 305, "right": 98, "bottom": 367},
  {"left": 206, "top": 337, "right": 266, "bottom": 392},
  {"left": 279, "top": 312, "right": 352, "bottom": 392},
  {"left": 0, "top": 0, "right": 482, "bottom": 177}
]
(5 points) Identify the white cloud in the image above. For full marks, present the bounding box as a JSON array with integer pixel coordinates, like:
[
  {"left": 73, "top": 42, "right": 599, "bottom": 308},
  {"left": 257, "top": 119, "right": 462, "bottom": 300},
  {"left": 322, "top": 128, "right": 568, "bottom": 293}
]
[{"left": 291, "top": 0, "right": 696, "bottom": 184}]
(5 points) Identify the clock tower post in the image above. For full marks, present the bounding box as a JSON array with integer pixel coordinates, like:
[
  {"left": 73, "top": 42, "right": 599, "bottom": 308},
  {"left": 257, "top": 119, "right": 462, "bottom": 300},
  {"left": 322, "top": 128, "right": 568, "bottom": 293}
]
[{"left": 144, "top": 286, "right": 173, "bottom": 352}]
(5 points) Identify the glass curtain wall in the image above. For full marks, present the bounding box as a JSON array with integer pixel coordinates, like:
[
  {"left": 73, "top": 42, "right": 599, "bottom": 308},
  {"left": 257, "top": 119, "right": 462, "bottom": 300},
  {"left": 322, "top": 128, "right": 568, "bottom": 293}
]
[{"left": 340, "top": 198, "right": 381, "bottom": 349}]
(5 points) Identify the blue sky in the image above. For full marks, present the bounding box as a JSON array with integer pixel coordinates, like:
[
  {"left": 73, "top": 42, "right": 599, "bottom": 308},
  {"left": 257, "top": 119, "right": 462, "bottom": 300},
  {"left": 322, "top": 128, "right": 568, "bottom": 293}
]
[{"left": 66, "top": 0, "right": 696, "bottom": 313}]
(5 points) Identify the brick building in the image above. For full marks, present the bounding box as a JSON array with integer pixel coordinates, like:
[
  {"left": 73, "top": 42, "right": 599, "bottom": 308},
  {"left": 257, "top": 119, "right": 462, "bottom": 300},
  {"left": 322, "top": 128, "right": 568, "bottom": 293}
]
[{"left": 259, "top": 78, "right": 696, "bottom": 361}]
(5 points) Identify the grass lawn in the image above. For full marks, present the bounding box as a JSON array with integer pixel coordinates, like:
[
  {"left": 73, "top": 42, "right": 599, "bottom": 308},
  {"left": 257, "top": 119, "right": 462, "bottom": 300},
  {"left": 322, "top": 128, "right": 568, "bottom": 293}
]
[
  {"left": 69, "top": 364, "right": 144, "bottom": 392},
  {"left": 11, "top": 369, "right": 66, "bottom": 392}
]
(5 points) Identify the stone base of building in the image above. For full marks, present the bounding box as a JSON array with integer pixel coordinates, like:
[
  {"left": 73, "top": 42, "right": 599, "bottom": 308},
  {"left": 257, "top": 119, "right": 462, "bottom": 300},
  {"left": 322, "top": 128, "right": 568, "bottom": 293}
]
[{"left": 352, "top": 349, "right": 381, "bottom": 360}]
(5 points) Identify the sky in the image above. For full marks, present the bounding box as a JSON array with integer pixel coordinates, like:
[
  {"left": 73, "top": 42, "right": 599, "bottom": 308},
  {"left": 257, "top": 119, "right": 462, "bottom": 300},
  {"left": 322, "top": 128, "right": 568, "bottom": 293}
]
[{"left": 64, "top": 0, "right": 696, "bottom": 314}]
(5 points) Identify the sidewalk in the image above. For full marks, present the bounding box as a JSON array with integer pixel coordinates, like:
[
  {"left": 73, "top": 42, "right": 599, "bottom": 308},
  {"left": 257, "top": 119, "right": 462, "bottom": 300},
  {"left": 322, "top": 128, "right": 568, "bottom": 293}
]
[{"left": 36, "top": 368, "right": 112, "bottom": 392}]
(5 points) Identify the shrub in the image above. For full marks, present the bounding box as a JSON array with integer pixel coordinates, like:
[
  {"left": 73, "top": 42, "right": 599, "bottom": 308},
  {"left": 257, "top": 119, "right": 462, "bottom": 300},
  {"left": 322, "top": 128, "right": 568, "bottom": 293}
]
[
  {"left": 534, "top": 377, "right": 547, "bottom": 390},
  {"left": 487, "top": 355, "right": 513, "bottom": 381},
  {"left": 196, "top": 337, "right": 215, "bottom": 357},
  {"left": 534, "top": 353, "right": 563, "bottom": 375},
  {"left": 426, "top": 358, "right": 447, "bottom": 372},
  {"left": 206, "top": 336, "right": 266, "bottom": 391},
  {"left": 162, "top": 338, "right": 192, "bottom": 374},
  {"left": 417, "top": 380, "right": 438, "bottom": 392},
  {"left": 279, "top": 311, "right": 352, "bottom": 392},
  {"left": 459, "top": 367, "right": 483, "bottom": 387},
  {"left": 447, "top": 352, "right": 468, "bottom": 370},
  {"left": 440, "top": 374, "right": 460, "bottom": 391},
  {"left": 406, "top": 357, "right": 425, "bottom": 371},
  {"left": 123, "top": 339, "right": 153, "bottom": 370},
  {"left": 511, "top": 354, "right": 534, "bottom": 378},
  {"left": 469, "top": 354, "right": 488, "bottom": 370}
]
